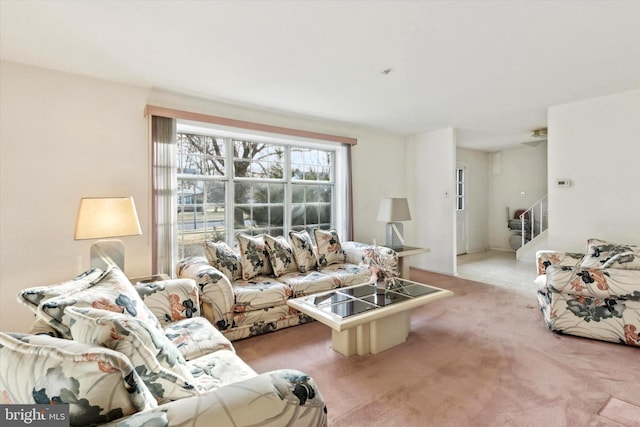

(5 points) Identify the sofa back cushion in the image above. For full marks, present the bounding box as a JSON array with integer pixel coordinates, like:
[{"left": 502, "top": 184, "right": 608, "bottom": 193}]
[
  {"left": 17, "top": 268, "right": 105, "bottom": 313},
  {"left": 203, "top": 240, "right": 243, "bottom": 282},
  {"left": 66, "top": 307, "right": 200, "bottom": 404},
  {"left": 314, "top": 228, "right": 346, "bottom": 267},
  {"left": 37, "top": 266, "right": 161, "bottom": 339},
  {"left": 0, "top": 332, "right": 156, "bottom": 426},
  {"left": 289, "top": 230, "right": 319, "bottom": 273},
  {"left": 580, "top": 238, "right": 640, "bottom": 270},
  {"left": 134, "top": 278, "right": 201, "bottom": 327},
  {"left": 263, "top": 235, "right": 299, "bottom": 277},
  {"left": 236, "top": 233, "right": 273, "bottom": 280}
]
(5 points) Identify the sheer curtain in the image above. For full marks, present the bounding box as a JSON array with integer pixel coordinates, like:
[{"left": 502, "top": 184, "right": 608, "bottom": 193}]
[{"left": 151, "top": 116, "right": 177, "bottom": 276}]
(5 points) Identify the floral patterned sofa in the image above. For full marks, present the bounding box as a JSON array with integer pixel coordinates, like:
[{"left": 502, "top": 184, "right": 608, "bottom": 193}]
[
  {"left": 3, "top": 266, "right": 327, "bottom": 426},
  {"left": 535, "top": 238, "right": 640, "bottom": 346},
  {"left": 176, "top": 228, "right": 397, "bottom": 341}
]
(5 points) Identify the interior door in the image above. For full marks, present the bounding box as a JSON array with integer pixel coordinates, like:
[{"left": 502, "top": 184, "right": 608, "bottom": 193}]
[{"left": 456, "top": 166, "right": 468, "bottom": 255}]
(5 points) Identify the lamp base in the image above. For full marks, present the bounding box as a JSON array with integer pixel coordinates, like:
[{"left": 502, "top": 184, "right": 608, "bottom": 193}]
[
  {"left": 90, "top": 239, "right": 125, "bottom": 271},
  {"left": 385, "top": 222, "right": 404, "bottom": 249}
]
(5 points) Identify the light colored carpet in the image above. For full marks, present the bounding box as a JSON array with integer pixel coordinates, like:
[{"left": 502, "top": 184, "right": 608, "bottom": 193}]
[{"left": 234, "top": 269, "right": 640, "bottom": 427}]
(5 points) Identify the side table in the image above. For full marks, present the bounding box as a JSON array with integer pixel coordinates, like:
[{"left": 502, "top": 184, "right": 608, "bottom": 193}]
[
  {"left": 393, "top": 246, "right": 430, "bottom": 278},
  {"left": 129, "top": 273, "right": 171, "bottom": 285}
]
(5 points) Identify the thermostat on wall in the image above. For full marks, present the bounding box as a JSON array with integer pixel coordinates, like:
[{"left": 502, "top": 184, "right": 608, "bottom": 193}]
[{"left": 556, "top": 179, "right": 572, "bottom": 187}]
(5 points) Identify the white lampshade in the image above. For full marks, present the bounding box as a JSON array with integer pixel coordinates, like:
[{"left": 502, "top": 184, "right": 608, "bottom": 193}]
[
  {"left": 377, "top": 198, "right": 412, "bottom": 222},
  {"left": 75, "top": 197, "right": 141, "bottom": 272},
  {"left": 75, "top": 197, "right": 141, "bottom": 240}
]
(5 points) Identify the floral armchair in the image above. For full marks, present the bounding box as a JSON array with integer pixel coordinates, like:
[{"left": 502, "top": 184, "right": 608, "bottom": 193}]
[{"left": 535, "top": 238, "right": 640, "bottom": 346}]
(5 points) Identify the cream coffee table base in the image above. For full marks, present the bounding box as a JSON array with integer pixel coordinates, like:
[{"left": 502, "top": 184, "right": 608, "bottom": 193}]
[{"left": 332, "top": 310, "right": 410, "bottom": 356}]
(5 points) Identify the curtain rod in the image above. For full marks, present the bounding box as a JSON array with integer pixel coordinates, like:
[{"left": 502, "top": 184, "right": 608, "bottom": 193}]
[{"left": 144, "top": 105, "right": 357, "bottom": 145}]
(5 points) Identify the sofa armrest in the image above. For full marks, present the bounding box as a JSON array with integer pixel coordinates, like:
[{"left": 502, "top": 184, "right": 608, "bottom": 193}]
[
  {"left": 176, "top": 257, "right": 235, "bottom": 331},
  {"left": 105, "top": 369, "right": 327, "bottom": 427},
  {"left": 546, "top": 265, "right": 640, "bottom": 300},
  {"left": 134, "top": 278, "right": 201, "bottom": 326},
  {"left": 342, "top": 241, "right": 398, "bottom": 274},
  {"left": 536, "top": 250, "right": 584, "bottom": 275}
]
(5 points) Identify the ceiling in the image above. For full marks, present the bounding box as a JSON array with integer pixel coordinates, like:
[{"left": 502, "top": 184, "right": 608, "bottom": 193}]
[{"left": 1, "top": 1, "right": 639, "bottom": 151}]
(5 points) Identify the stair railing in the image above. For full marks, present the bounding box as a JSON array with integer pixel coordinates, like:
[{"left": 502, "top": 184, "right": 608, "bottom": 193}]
[{"left": 520, "top": 195, "right": 548, "bottom": 248}]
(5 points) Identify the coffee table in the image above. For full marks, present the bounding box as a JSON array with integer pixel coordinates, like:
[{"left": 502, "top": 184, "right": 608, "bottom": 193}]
[{"left": 287, "top": 278, "right": 453, "bottom": 356}]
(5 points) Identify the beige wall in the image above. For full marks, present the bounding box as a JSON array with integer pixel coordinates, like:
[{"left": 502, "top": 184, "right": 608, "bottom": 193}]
[
  {"left": 547, "top": 90, "right": 640, "bottom": 251},
  {"left": 0, "top": 61, "right": 406, "bottom": 332}
]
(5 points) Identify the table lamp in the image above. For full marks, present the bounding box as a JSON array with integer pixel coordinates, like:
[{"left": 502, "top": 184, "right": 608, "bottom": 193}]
[
  {"left": 74, "top": 196, "right": 141, "bottom": 271},
  {"left": 377, "top": 198, "right": 411, "bottom": 249}
]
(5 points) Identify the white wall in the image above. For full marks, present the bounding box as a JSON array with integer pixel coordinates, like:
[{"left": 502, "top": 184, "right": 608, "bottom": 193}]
[
  {"left": 456, "top": 147, "right": 491, "bottom": 253},
  {"left": 0, "top": 61, "right": 405, "bottom": 332},
  {"left": 488, "top": 143, "right": 548, "bottom": 251},
  {"left": 405, "top": 128, "right": 457, "bottom": 275},
  {"left": 547, "top": 90, "right": 640, "bottom": 252}
]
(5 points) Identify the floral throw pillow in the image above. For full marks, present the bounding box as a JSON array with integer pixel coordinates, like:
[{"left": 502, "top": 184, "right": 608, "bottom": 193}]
[
  {"left": 289, "top": 230, "right": 319, "bottom": 273},
  {"left": 203, "top": 240, "right": 242, "bottom": 282},
  {"left": 38, "top": 266, "right": 160, "bottom": 339},
  {"left": 66, "top": 307, "right": 200, "bottom": 404},
  {"left": 236, "top": 234, "right": 273, "bottom": 280},
  {"left": 313, "top": 228, "right": 346, "bottom": 267},
  {"left": 580, "top": 238, "right": 640, "bottom": 270},
  {"left": 263, "top": 235, "right": 299, "bottom": 277}
]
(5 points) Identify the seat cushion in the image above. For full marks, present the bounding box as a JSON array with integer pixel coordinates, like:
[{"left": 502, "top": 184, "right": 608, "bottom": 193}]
[
  {"left": 233, "top": 277, "right": 292, "bottom": 311},
  {"left": 187, "top": 349, "right": 257, "bottom": 392},
  {"left": 163, "top": 317, "right": 234, "bottom": 361},
  {"left": 580, "top": 238, "right": 640, "bottom": 270},
  {"left": 0, "top": 332, "right": 156, "bottom": 426},
  {"left": 277, "top": 270, "right": 339, "bottom": 297},
  {"left": 319, "top": 263, "right": 372, "bottom": 287}
]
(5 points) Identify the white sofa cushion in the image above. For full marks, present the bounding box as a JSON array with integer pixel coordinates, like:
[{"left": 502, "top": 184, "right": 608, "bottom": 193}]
[
  {"left": 264, "top": 234, "right": 298, "bottom": 277},
  {"left": 0, "top": 332, "right": 157, "bottom": 426},
  {"left": 289, "top": 230, "right": 319, "bottom": 273},
  {"left": 66, "top": 307, "right": 200, "bottom": 404},
  {"left": 37, "top": 266, "right": 160, "bottom": 338},
  {"left": 237, "top": 233, "right": 273, "bottom": 279},
  {"left": 163, "top": 317, "right": 234, "bottom": 361}
]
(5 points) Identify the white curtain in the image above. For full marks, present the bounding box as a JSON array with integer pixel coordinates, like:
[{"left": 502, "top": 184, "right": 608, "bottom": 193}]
[{"left": 152, "top": 116, "right": 177, "bottom": 276}]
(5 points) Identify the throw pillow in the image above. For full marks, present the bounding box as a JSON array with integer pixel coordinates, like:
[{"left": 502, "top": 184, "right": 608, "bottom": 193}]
[
  {"left": 135, "top": 278, "right": 200, "bottom": 327},
  {"left": 580, "top": 238, "right": 640, "bottom": 270},
  {"left": 263, "top": 234, "right": 299, "bottom": 277},
  {"left": 314, "top": 228, "right": 346, "bottom": 267},
  {"left": 38, "top": 266, "right": 160, "bottom": 339},
  {"left": 236, "top": 233, "right": 273, "bottom": 280},
  {"left": 203, "top": 240, "right": 242, "bottom": 281},
  {"left": 288, "top": 230, "right": 319, "bottom": 273},
  {"left": 0, "top": 332, "right": 156, "bottom": 426},
  {"left": 65, "top": 307, "right": 200, "bottom": 404},
  {"left": 17, "top": 268, "right": 106, "bottom": 312}
]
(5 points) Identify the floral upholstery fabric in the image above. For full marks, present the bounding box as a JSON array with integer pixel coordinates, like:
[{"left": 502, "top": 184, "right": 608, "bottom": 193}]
[
  {"left": 203, "top": 240, "right": 243, "bottom": 281},
  {"left": 277, "top": 270, "right": 340, "bottom": 297},
  {"left": 187, "top": 349, "right": 256, "bottom": 391},
  {"left": 536, "top": 246, "right": 640, "bottom": 347},
  {"left": 263, "top": 234, "right": 298, "bottom": 277},
  {"left": 135, "top": 278, "right": 200, "bottom": 327},
  {"left": 0, "top": 332, "right": 157, "bottom": 426},
  {"left": 580, "top": 238, "right": 640, "bottom": 270},
  {"left": 233, "top": 277, "right": 293, "bottom": 311},
  {"left": 237, "top": 233, "right": 273, "bottom": 280},
  {"left": 314, "top": 228, "right": 346, "bottom": 267},
  {"left": 164, "top": 316, "right": 234, "bottom": 361},
  {"left": 66, "top": 307, "right": 200, "bottom": 404},
  {"left": 288, "top": 230, "right": 319, "bottom": 273},
  {"left": 18, "top": 267, "right": 105, "bottom": 312},
  {"left": 318, "top": 263, "right": 372, "bottom": 287}
]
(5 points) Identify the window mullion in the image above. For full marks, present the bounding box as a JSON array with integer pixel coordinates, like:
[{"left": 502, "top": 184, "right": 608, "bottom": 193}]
[{"left": 225, "top": 137, "right": 235, "bottom": 246}]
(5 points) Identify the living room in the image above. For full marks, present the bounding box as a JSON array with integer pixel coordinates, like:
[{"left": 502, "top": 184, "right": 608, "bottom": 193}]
[{"left": 1, "top": 2, "right": 639, "bottom": 426}]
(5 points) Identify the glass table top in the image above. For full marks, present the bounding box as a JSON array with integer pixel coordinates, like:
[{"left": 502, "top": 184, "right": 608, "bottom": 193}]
[{"left": 300, "top": 280, "right": 441, "bottom": 319}]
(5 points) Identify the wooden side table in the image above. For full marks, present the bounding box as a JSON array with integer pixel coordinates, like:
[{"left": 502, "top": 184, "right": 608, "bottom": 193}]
[{"left": 393, "top": 246, "right": 430, "bottom": 278}]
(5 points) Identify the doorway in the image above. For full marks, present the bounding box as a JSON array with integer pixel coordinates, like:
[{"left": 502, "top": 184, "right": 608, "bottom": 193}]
[{"left": 456, "top": 165, "right": 468, "bottom": 255}]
